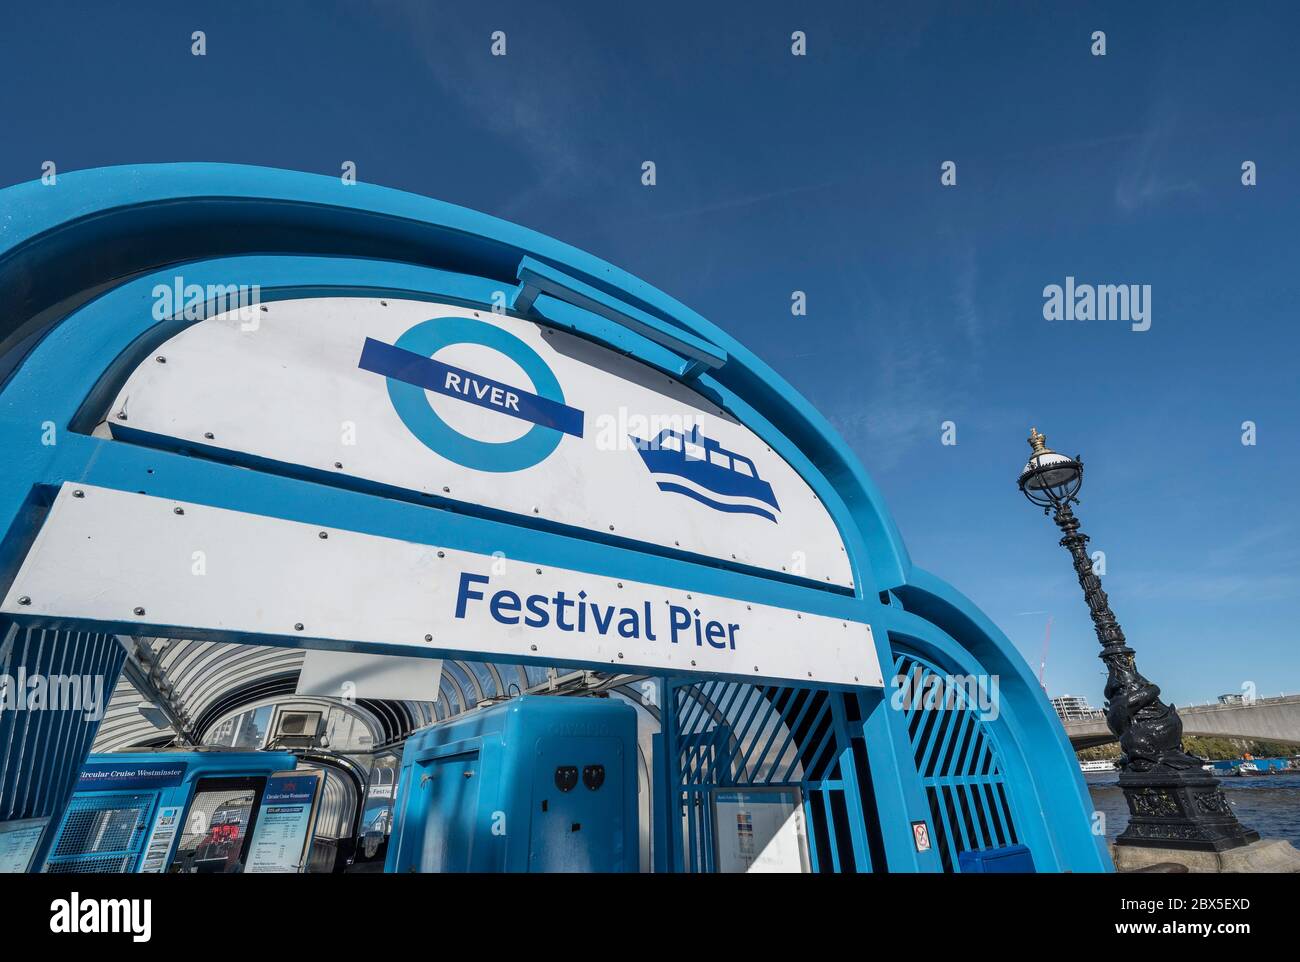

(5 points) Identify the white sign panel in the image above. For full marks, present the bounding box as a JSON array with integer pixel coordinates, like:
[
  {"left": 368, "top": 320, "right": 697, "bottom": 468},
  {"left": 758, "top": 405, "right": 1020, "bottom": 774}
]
[
  {"left": 1, "top": 485, "right": 880, "bottom": 688},
  {"left": 107, "top": 297, "right": 852, "bottom": 587},
  {"left": 295, "top": 650, "right": 442, "bottom": 702}
]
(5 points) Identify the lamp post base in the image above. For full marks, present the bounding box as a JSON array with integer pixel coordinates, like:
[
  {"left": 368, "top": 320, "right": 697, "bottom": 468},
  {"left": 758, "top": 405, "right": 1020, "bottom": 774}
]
[
  {"left": 1111, "top": 838, "right": 1300, "bottom": 873},
  {"left": 1114, "top": 769, "right": 1261, "bottom": 852}
]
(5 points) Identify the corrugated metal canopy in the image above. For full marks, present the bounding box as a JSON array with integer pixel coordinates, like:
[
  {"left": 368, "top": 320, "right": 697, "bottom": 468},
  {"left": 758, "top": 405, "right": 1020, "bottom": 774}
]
[{"left": 93, "top": 637, "right": 539, "bottom": 753}]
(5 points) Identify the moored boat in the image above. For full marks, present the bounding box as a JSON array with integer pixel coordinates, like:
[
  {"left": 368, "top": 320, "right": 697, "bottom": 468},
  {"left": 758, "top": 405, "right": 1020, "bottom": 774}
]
[{"left": 1079, "top": 759, "right": 1115, "bottom": 773}]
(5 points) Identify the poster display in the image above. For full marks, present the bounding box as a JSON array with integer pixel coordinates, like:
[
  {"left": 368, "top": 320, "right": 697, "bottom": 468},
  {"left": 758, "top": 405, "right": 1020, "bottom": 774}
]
[
  {"left": 244, "top": 771, "right": 322, "bottom": 873},
  {"left": 712, "top": 788, "right": 810, "bottom": 873}
]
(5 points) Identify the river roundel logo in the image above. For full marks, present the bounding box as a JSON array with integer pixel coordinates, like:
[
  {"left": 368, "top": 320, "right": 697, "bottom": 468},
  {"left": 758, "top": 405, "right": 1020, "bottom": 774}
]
[{"left": 358, "top": 315, "right": 584, "bottom": 473}]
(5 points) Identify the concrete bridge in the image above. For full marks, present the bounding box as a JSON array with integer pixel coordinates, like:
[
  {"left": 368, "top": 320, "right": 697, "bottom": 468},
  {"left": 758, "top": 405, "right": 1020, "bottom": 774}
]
[{"left": 1062, "top": 694, "right": 1300, "bottom": 750}]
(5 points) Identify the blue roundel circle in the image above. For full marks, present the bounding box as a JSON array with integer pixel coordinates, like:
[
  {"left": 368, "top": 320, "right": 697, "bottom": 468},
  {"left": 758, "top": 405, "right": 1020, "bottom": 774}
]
[{"left": 386, "top": 316, "right": 567, "bottom": 473}]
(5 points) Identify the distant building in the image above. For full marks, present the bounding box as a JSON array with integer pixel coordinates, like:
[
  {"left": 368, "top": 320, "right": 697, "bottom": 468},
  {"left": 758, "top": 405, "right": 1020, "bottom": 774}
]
[
  {"left": 1217, "top": 693, "right": 1245, "bottom": 705},
  {"left": 1051, "top": 694, "right": 1104, "bottom": 722}
]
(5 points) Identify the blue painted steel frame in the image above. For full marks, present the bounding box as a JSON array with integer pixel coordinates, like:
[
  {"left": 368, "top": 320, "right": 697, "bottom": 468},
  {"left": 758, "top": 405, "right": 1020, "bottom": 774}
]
[
  {"left": 511, "top": 255, "right": 728, "bottom": 378},
  {"left": 0, "top": 626, "right": 126, "bottom": 870},
  {"left": 0, "top": 164, "right": 1111, "bottom": 872}
]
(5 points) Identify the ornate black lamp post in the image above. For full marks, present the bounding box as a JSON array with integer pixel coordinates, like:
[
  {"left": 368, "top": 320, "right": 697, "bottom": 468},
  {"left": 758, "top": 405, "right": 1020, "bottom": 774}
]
[{"left": 1018, "top": 428, "right": 1258, "bottom": 851}]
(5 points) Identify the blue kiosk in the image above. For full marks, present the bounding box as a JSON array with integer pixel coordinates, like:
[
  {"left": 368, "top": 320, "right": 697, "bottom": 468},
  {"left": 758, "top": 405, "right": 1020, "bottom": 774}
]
[
  {"left": 0, "top": 164, "right": 1110, "bottom": 873},
  {"left": 43, "top": 750, "right": 298, "bottom": 873}
]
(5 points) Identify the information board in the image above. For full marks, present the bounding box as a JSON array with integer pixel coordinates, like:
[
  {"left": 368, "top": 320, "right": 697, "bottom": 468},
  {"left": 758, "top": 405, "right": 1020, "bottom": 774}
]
[
  {"left": 0, "top": 818, "right": 48, "bottom": 873},
  {"left": 244, "top": 771, "right": 322, "bottom": 873},
  {"left": 712, "top": 788, "right": 810, "bottom": 873}
]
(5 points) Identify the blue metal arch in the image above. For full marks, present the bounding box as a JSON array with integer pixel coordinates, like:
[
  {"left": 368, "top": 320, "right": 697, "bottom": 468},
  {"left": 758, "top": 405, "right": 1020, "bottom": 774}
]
[
  {"left": 0, "top": 163, "right": 910, "bottom": 592},
  {"left": 0, "top": 164, "right": 1110, "bottom": 872}
]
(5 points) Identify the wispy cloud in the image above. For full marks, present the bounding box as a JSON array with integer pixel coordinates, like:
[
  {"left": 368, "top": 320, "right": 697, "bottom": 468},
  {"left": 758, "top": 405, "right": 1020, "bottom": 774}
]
[
  {"left": 1122, "top": 568, "right": 1300, "bottom": 605},
  {"left": 379, "top": 2, "right": 616, "bottom": 217},
  {"left": 948, "top": 234, "right": 983, "bottom": 355},
  {"left": 642, "top": 179, "right": 847, "bottom": 222},
  {"left": 1121, "top": 521, "right": 1300, "bottom": 604},
  {"left": 814, "top": 235, "right": 988, "bottom": 473},
  {"left": 1115, "top": 112, "right": 1201, "bottom": 212}
]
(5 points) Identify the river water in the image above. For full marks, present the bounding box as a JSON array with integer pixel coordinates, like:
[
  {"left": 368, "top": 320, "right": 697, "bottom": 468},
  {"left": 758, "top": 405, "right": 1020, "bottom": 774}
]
[{"left": 1086, "top": 772, "right": 1300, "bottom": 848}]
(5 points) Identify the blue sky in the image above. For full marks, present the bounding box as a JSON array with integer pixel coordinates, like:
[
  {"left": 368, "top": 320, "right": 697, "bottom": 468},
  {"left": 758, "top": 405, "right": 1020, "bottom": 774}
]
[{"left": 2, "top": 1, "right": 1297, "bottom": 705}]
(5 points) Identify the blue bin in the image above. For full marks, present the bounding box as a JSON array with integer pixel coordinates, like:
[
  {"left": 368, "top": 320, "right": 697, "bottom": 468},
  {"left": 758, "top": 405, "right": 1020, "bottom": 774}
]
[{"left": 386, "top": 696, "right": 637, "bottom": 872}]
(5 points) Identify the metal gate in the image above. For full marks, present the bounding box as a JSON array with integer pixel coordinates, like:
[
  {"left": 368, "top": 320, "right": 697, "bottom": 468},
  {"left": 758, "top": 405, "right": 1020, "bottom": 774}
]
[
  {"left": 0, "top": 626, "right": 126, "bottom": 825},
  {"left": 663, "top": 679, "right": 873, "bottom": 872},
  {"left": 892, "top": 650, "right": 1021, "bottom": 871}
]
